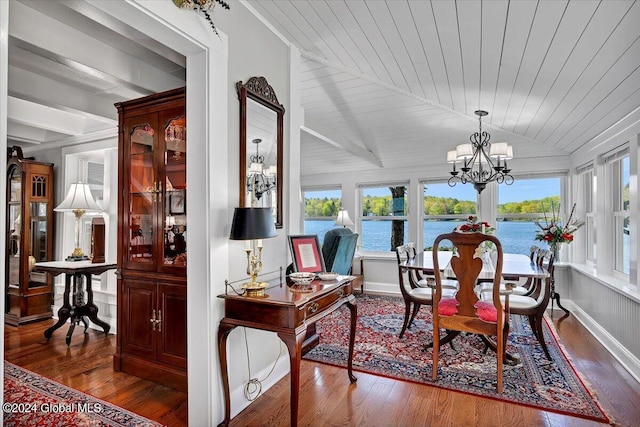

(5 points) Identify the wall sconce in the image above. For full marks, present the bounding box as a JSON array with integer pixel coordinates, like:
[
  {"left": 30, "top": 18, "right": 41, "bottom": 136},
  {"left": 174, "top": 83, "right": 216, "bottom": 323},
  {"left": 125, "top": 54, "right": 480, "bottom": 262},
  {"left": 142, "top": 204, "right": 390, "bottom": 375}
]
[
  {"left": 54, "top": 181, "right": 102, "bottom": 261},
  {"left": 229, "top": 207, "right": 277, "bottom": 297}
]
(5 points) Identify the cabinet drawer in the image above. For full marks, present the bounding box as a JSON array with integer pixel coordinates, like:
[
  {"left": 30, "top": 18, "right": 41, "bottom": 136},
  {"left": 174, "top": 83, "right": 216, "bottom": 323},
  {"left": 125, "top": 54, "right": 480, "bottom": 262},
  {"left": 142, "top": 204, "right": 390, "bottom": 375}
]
[{"left": 299, "top": 281, "right": 353, "bottom": 322}]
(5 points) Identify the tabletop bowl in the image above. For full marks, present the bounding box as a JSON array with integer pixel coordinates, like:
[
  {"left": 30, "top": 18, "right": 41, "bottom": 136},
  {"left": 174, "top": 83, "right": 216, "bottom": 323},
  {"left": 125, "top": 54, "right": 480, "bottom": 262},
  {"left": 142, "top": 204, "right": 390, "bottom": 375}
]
[
  {"left": 318, "top": 272, "right": 339, "bottom": 281},
  {"left": 289, "top": 272, "right": 316, "bottom": 285}
]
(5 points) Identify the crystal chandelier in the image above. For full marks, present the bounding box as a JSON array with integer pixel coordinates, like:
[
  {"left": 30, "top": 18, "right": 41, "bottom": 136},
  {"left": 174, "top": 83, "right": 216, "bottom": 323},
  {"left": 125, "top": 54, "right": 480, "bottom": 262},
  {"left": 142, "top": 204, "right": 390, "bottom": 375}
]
[
  {"left": 446, "top": 110, "right": 514, "bottom": 193},
  {"left": 247, "top": 139, "right": 276, "bottom": 202}
]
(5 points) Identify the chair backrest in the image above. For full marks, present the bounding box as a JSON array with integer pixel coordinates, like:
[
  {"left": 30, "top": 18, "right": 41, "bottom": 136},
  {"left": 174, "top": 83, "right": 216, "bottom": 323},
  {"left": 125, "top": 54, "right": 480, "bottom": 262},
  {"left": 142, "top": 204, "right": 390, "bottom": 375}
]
[
  {"left": 432, "top": 231, "right": 505, "bottom": 331},
  {"left": 322, "top": 228, "right": 354, "bottom": 272},
  {"left": 327, "top": 233, "right": 359, "bottom": 274},
  {"left": 395, "top": 244, "right": 415, "bottom": 299},
  {"left": 530, "top": 248, "right": 554, "bottom": 303}
]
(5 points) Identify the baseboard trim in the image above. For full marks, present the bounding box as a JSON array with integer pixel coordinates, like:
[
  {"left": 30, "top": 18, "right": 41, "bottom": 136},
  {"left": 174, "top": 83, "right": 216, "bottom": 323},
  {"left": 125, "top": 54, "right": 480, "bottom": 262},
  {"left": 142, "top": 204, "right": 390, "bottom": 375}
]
[
  {"left": 229, "top": 350, "right": 290, "bottom": 419},
  {"left": 567, "top": 300, "right": 640, "bottom": 384}
]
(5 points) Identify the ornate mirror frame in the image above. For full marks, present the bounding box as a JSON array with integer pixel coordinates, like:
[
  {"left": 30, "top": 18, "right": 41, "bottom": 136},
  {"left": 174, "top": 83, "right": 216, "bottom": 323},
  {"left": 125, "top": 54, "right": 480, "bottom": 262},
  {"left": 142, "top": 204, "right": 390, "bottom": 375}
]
[{"left": 237, "top": 76, "right": 285, "bottom": 228}]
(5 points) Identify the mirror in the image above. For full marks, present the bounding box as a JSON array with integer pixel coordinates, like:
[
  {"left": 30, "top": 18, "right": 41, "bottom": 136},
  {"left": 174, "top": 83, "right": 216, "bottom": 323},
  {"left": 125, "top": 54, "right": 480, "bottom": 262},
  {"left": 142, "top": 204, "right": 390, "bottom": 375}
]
[{"left": 237, "top": 76, "right": 284, "bottom": 228}]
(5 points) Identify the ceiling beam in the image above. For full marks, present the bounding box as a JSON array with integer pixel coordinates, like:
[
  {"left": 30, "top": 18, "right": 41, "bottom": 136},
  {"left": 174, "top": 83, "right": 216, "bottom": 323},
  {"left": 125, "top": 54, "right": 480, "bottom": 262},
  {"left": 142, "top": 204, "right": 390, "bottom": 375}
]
[
  {"left": 301, "top": 125, "right": 383, "bottom": 168},
  {"left": 8, "top": 97, "right": 86, "bottom": 136},
  {"left": 10, "top": 1, "right": 184, "bottom": 95}
]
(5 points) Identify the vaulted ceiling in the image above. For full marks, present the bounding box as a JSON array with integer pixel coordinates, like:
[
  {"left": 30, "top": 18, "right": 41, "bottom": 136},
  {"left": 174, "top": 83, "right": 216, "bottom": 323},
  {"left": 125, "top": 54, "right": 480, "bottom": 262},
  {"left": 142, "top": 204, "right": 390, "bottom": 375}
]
[
  {"left": 8, "top": 0, "right": 640, "bottom": 178},
  {"left": 248, "top": 0, "right": 640, "bottom": 176}
]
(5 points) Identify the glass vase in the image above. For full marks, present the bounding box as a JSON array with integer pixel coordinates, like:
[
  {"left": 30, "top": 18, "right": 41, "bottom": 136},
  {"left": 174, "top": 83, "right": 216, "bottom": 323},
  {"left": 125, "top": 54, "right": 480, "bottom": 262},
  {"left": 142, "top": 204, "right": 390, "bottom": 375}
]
[{"left": 549, "top": 242, "right": 562, "bottom": 262}]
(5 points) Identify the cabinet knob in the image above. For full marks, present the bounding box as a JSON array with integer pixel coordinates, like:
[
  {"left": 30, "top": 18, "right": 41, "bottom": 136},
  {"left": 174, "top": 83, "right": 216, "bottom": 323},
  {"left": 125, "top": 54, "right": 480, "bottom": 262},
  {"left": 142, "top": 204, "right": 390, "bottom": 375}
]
[
  {"left": 336, "top": 290, "right": 344, "bottom": 298},
  {"left": 307, "top": 302, "right": 319, "bottom": 314}
]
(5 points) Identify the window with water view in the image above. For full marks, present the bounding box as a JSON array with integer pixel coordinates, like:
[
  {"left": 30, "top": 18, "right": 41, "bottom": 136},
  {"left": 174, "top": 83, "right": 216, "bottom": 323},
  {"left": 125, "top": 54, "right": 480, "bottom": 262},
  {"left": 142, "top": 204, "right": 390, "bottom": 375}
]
[
  {"left": 496, "top": 177, "right": 561, "bottom": 255},
  {"left": 304, "top": 189, "right": 342, "bottom": 245}
]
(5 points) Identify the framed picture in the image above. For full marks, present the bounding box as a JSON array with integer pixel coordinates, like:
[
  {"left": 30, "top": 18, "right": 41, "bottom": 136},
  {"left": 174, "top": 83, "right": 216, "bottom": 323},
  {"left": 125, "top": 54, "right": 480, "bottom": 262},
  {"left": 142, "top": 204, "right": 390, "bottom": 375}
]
[
  {"left": 288, "top": 235, "right": 326, "bottom": 273},
  {"left": 169, "top": 190, "right": 185, "bottom": 215}
]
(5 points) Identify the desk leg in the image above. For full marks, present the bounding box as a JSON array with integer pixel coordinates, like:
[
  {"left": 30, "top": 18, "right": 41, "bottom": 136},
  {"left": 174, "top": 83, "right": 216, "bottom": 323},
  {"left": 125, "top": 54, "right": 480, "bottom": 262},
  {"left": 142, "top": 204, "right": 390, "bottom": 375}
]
[
  {"left": 83, "top": 272, "right": 111, "bottom": 334},
  {"left": 345, "top": 300, "right": 358, "bottom": 383},
  {"left": 44, "top": 274, "right": 73, "bottom": 340},
  {"left": 217, "top": 322, "right": 236, "bottom": 427},
  {"left": 277, "top": 330, "right": 306, "bottom": 427}
]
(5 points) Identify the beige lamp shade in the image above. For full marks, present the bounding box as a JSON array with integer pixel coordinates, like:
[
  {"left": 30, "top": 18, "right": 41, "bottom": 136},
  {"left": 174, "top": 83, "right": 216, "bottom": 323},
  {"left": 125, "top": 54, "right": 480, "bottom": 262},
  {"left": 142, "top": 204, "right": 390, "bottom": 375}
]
[
  {"left": 335, "top": 209, "right": 354, "bottom": 227},
  {"left": 55, "top": 182, "right": 102, "bottom": 213}
]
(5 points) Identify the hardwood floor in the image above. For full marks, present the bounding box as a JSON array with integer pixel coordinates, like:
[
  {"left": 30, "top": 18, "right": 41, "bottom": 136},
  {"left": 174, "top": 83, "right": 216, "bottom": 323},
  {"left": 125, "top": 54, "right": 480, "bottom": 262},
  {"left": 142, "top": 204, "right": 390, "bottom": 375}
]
[
  {"left": 4, "top": 319, "right": 187, "bottom": 427},
  {"left": 229, "top": 307, "right": 640, "bottom": 427},
  {"left": 5, "top": 307, "right": 640, "bottom": 426}
]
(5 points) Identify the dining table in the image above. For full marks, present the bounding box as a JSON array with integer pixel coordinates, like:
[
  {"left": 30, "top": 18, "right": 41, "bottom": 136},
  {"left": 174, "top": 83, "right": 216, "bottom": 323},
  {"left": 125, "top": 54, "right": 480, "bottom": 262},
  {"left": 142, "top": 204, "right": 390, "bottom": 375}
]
[
  {"left": 402, "top": 250, "right": 549, "bottom": 280},
  {"left": 401, "top": 250, "right": 550, "bottom": 363}
]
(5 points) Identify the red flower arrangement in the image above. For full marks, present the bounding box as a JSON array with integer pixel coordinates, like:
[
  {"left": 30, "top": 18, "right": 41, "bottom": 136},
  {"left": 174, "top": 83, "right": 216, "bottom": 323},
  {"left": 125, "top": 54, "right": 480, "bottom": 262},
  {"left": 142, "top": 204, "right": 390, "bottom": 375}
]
[
  {"left": 534, "top": 202, "right": 584, "bottom": 245},
  {"left": 455, "top": 216, "right": 494, "bottom": 233}
]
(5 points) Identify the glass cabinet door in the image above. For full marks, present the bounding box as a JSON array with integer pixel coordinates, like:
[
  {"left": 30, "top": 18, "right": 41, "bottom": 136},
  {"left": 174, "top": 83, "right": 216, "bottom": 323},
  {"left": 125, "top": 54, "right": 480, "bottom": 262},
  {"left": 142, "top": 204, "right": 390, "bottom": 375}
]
[
  {"left": 29, "top": 202, "right": 49, "bottom": 288},
  {"left": 163, "top": 115, "right": 187, "bottom": 268},
  {"left": 7, "top": 167, "right": 21, "bottom": 289},
  {"left": 127, "top": 119, "right": 157, "bottom": 266}
]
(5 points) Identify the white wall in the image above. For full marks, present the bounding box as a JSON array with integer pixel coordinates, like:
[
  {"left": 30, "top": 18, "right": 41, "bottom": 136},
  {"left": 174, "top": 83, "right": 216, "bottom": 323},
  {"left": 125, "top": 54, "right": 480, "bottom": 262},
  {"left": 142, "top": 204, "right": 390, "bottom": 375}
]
[{"left": 215, "top": 3, "right": 295, "bottom": 418}]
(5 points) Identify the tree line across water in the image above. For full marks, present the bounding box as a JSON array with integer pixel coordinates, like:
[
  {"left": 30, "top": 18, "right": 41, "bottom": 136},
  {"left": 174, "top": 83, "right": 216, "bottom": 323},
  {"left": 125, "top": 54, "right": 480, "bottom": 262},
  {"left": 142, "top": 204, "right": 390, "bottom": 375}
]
[{"left": 305, "top": 194, "right": 562, "bottom": 218}]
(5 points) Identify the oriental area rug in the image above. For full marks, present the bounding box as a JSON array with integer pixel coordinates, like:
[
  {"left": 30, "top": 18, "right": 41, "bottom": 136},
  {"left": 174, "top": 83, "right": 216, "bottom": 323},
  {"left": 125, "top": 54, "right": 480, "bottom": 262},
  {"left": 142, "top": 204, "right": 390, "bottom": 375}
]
[
  {"left": 303, "top": 294, "right": 610, "bottom": 424},
  {"left": 3, "top": 362, "right": 163, "bottom": 427}
]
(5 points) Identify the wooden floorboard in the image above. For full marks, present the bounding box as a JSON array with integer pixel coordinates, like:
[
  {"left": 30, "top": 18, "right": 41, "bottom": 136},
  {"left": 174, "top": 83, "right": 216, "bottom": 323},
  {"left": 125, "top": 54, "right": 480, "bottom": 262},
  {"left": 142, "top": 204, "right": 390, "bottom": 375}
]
[{"left": 4, "top": 306, "right": 640, "bottom": 426}]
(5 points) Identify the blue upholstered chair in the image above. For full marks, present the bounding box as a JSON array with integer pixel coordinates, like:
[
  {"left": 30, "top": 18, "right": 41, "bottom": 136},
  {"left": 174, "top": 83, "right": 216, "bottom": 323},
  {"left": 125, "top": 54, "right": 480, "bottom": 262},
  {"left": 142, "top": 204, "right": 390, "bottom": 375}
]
[{"left": 322, "top": 228, "right": 359, "bottom": 275}]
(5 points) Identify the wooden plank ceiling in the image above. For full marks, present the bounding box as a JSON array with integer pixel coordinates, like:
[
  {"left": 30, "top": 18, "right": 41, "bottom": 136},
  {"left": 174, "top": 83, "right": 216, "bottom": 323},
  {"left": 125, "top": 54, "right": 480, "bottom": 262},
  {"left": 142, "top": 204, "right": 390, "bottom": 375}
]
[
  {"left": 7, "top": 0, "right": 640, "bottom": 179},
  {"left": 248, "top": 0, "right": 640, "bottom": 176}
]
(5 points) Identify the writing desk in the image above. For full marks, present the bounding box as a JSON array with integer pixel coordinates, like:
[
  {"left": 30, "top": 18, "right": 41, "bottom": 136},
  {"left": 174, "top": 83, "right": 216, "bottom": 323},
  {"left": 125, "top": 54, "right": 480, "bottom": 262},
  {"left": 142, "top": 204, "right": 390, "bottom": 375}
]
[
  {"left": 217, "top": 275, "right": 358, "bottom": 427},
  {"left": 34, "top": 261, "right": 116, "bottom": 346}
]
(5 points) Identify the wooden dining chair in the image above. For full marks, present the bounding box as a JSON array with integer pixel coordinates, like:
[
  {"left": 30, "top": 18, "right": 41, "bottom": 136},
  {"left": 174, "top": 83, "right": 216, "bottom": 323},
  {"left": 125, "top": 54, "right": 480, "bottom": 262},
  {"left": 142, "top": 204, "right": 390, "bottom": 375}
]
[
  {"left": 502, "top": 245, "right": 540, "bottom": 296},
  {"left": 431, "top": 231, "right": 510, "bottom": 393},
  {"left": 501, "top": 249, "right": 555, "bottom": 360},
  {"left": 395, "top": 244, "right": 457, "bottom": 339},
  {"left": 395, "top": 245, "right": 433, "bottom": 338}
]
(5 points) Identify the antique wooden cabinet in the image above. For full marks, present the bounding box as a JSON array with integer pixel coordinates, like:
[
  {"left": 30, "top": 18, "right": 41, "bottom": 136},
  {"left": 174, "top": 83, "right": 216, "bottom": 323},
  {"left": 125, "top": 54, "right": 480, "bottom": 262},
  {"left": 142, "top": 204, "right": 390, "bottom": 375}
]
[
  {"left": 113, "top": 88, "right": 187, "bottom": 391},
  {"left": 5, "top": 146, "right": 54, "bottom": 325}
]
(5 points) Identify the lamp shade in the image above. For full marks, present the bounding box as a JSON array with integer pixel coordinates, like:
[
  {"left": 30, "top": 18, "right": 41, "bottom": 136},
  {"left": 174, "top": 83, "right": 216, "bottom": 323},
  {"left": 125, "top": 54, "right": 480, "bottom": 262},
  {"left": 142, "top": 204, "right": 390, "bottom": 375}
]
[
  {"left": 335, "top": 209, "right": 354, "bottom": 227},
  {"left": 446, "top": 150, "right": 458, "bottom": 163},
  {"left": 54, "top": 182, "right": 102, "bottom": 212},
  {"left": 455, "top": 143, "right": 474, "bottom": 160},
  {"left": 229, "top": 207, "right": 277, "bottom": 240},
  {"left": 489, "top": 142, "right": 510, "bottom": 158}
]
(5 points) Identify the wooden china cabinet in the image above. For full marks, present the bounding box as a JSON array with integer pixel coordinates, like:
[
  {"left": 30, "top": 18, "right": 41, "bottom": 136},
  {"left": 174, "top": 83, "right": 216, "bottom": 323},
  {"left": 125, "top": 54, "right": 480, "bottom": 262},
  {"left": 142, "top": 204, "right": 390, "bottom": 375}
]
[
  {"left": 113, "top": 87, "right": 187, "bottom": 391},
  {"left": 5, "top": 146, "right": 54, "bottom": 325}
]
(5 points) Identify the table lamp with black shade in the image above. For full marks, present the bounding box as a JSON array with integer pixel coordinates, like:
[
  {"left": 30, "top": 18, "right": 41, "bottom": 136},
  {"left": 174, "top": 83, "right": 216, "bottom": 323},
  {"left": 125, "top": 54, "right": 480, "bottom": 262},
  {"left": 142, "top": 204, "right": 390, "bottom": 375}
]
[
  {"left": 229, "top": 207, "right": 277, "bottom": 297},
  {"left": 54, "top": 182, "right": 102, "bottom": 261}
]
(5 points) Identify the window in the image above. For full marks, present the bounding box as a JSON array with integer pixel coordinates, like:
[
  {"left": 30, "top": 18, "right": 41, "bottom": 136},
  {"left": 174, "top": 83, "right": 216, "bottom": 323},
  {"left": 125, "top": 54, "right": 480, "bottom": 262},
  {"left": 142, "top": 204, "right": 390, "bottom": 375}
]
[
  {"left": 608, "top": 153, "right": 629, "bottom": 275},
  {"left": 422, "top": 182, "right": 476, "bottom": 250},
  {"left": 303, "top": 188, "right": 341, "bottom": 244},
  {"left": 579, "top": 166, "right": 595, "bottom": 262},
  {"left": 497, "top": 177, "right": 561, "bottom": 255},
  {"left": 80, "top": 161, "right": 105, "bottom": 256},
  {"left": 360, "top": 184, "right": 407, "bottom": 252}
]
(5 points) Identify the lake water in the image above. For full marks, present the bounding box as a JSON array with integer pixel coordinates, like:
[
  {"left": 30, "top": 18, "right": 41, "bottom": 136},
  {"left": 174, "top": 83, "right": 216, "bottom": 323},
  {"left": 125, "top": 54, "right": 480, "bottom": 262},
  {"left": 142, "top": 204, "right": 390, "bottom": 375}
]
[{"left": 305, "top": 219, "right": 543, "bottom": 255}]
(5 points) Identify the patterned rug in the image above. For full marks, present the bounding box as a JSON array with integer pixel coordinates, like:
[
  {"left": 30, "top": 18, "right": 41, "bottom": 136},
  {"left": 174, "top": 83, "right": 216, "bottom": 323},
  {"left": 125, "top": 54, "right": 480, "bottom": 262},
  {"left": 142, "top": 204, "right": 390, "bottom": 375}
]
[
  {"left": 303, "top": 294, "right": 610, "bottom": 424},
  {"left": 3, "top": 362, "right": 163, "bottom": 427}
]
